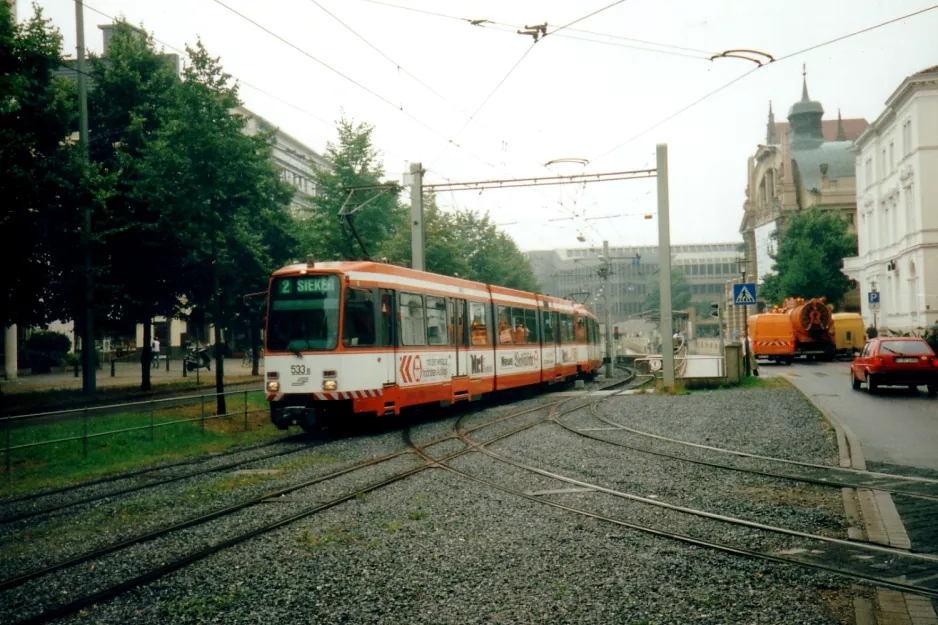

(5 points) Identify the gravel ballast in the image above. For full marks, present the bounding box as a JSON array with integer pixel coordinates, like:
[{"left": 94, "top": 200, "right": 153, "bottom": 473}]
[
  {"left": 59, "top": 469, "right": 859, "bottom": 625},
  {"left": 3, "top": 383, "right": 868, "bottom": 624}
]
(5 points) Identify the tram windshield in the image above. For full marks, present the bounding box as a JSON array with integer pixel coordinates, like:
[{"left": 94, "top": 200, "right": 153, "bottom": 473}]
[{"left": 267, "top": 275, "right": 340, "bottom": 352}]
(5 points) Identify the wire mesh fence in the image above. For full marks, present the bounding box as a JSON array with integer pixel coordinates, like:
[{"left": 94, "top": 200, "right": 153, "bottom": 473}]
[{"left": 1, "top": 387, "right": 269, "bottom": 481}]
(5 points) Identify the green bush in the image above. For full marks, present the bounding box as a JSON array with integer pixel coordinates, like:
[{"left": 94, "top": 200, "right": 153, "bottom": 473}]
[
  {"left": 25, "top": 331, "right": 72, "bottom": 373},
  {"left": 60, "top": 352, "right": 81, "bottom": 367}
]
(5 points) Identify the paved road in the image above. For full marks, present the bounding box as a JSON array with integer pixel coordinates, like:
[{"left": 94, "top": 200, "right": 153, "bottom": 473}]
[{"left": 762, "top": 361, "right": 938, "bottom": 470}]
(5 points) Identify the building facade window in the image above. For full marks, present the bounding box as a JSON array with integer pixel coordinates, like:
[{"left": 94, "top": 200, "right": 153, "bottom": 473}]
[
  {"left": 889, "top": 142, "right": 895, "bottom": 173},
  {"left": 905, "top": 184, "right": 915, "bottom": 232},
  {"left": 902, "top": 120, "right": 912, "bottom": 155},
  {"left": 865, "top": 158, "right": 872, "bottom": 185}
]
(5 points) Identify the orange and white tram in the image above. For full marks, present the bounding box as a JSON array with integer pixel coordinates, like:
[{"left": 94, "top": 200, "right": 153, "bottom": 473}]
[{"left": 264, "top": 260, "right": 602, "bottom": 431}]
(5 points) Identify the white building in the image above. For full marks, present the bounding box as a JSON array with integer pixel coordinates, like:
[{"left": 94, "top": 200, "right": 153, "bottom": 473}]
[
  {"left": 234, "top": 106, "right": 329, "bottom": 215},
  {"left": 843, "top": 64, "right": 938, "bottom": 333}
]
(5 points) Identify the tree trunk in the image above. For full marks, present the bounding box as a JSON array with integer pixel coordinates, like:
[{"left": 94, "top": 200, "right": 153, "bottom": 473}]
[
  {"left": 212, "top": 236, "right": 226, "bottom": 415},
  {"left": 250, "top": 312, "right": 260, "bottom": 377},
  {"left": 141, "top": 318, "right": 152, "bottom": 391}
]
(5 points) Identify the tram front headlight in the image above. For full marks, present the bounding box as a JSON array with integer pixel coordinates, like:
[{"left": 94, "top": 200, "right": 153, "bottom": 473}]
[
  {"left": 322, "top": 380, "right": 337, "bottom": 391},
  {"left": 266, "top": 381, "right": 280, "bottom": 392}
]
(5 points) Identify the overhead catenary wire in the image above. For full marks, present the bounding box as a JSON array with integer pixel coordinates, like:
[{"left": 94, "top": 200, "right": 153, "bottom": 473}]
[
  {"left": 205, "top": 0, "right": 527, "bottom": 179},
  {"left": 592, "top": 2, "right": 938, "bottom": 163},
  {"left": 80, "top": 2, "right": 428, "bottom": 191},
  {"left": 207, "top": 0, "right": 461, "bottom": 148},
  {"left": 545, "top": 0, "right": 630, "bottom": 36},
  {"left": 356, "top": 0, "right": 710, "bottom": 58}
]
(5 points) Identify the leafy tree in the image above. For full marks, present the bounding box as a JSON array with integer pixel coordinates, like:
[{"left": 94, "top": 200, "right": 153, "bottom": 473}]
[
  {"left": 759, "top": 208, "right": 857, "bottom": 307},
  {"left": 643, "top": 268, "right": 692, "bottom": 312},
  {"left": 297, "top": 116, "right": 405, "bottom": 261},
  {"left": 143, "top": 40, "right": 294, "bottom": 413},
  {"left": 86, "top": 22, "right": 186, "bottom": 390},
  {"left": 0, "top": 3, "right": 81, "bottom": 327}
]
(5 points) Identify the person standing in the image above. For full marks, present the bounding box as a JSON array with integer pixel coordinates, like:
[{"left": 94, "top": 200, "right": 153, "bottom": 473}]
[{"left": 151, "top": 337, "right": 161, "bottom": 369}]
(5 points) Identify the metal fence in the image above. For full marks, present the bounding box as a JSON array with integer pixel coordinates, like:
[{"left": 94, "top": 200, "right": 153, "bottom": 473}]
[{"left": 2, "top": 387, "right": 267, "bottom": 479}]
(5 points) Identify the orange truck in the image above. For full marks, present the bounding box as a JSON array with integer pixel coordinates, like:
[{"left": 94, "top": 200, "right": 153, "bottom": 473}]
[
  {"left": 747, "top": 311, "right": 795, "bottom": 365},
  {"left": 784, "top": 297, "right": 835, "bottom": 360}
]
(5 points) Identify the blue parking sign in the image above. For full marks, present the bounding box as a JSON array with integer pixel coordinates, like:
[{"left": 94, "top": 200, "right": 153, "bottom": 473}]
[{"left": 868, "top": 291, "right": 880, "bottom": 304}]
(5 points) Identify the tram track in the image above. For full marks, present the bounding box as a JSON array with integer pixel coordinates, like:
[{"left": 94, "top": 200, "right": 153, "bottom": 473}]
[
  {"left": 548, "top": 405, "right": 938, "bottom": 502},
  {"left": 406, "top": 379, "right": 938, "bottom": 601},
  {"left": 4, "top": 377, "right": 634, "bottom": 625},
  {"left": 0, "top": 433, "right": 306, "bottom": 508},
  {"left": 0, "top": 436, "right": 329, "bottom": 525},
  {"left": 573, "top": 404, "right": 938, "bottom": 496}
]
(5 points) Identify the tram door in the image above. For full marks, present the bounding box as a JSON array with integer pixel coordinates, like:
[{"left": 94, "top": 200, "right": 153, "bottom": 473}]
[
  {"left": 379, "top": 289, "right": 396, "bottom": 384},
  {"left": 451, "top": 298, "right": 468, "bottom": 377}
]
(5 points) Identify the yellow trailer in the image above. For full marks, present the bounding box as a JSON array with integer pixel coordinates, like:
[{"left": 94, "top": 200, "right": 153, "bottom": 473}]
[{"left": 831, "top": 312, "right": 865, "bottom": 355}]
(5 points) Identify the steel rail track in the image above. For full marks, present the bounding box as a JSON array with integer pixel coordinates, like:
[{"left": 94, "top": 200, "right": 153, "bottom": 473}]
[
  {"left": 7, "top": 379, "right": 628, "bottom": 624},
  {"left": 546, "top": 404, "right": 938, "bottom": 502},
  {"left": 0, "top": 437, "right": 331, "bottom": 524},
  {"left": 0, "top": 397, "right": 571, "bottom": 593},
  {"left": 410, "top": 383, "right": 938, "bottom": 600},
  {"left": 589, "top": 410, "right": 938, "bottom": 485},
  {"left": 0, "top": 433, "right": 307, "bottom": 507}
]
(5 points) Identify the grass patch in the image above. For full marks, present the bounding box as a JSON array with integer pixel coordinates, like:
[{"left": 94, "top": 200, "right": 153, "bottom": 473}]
[
  {"left": 738, "top": 375, "right": 791, "bottom": 389},
  {"left": 653, "top": 379, "right": 689, "bottom": 395},
  {"left": 384, "top": 520, "right": 404, "bottom": 534},
  {"left": 277, "top": 453, "right": 339, "bottom": 473},
  {"left": 0, "top": 392, "right": 286, "bottom": 496},
  {"left": 408, "top": 509, "right": 427, "bottom": 521},
  {"left": 298, "top": 524, "right": 362, "bottom": 550}
]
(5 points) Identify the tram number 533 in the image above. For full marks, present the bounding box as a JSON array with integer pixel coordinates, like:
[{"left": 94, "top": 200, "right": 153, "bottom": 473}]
[{"left": 290, "top": 364, "right": 311, "bottom": 375}]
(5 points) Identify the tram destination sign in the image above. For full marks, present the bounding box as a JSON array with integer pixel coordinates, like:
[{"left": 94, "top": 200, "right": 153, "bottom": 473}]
[{"left": 277, "top": 276, "right": 337, "bottom": 296}]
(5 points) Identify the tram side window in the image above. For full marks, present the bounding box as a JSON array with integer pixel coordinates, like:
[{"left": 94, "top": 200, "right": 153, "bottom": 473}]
[
  {"left": 343, "top": 287, "right": 376, "bottom": 347},
  {"left": 575, "top": 317, "right": 587, "bottom": 342},
  {"left": 542, "top": 309, "right": 554, "bottom": 343},
  {"left": 497, "top": 306, "right": 513, "bottom": 344},
  {"left": 400, "top": 293, "right": 426, "bottom": 346},
  {"left": 470, "top": 301, "right": 490, "bottom": 345},
  {"left": 524, "top": 309, "right": 539, "bottom": 344},
  {"left": 426, "top": 296, "right": 448, "bottom": 345},
  {"left": 561, "top": 314, "right": 574, "bottom": 343},
  {"left": 510, "top": 307, "right": 529, "bottom": 344}
]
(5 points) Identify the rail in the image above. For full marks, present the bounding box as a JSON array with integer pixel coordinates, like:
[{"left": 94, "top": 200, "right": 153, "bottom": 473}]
[{"left": 2, "top": 386, "right": 267, "bottom": 480}]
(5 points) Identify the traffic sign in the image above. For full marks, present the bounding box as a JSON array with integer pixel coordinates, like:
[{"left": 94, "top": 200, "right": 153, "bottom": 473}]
[
  {"left": 733, "top": 283, "right": 757, "bottom": 306},
  {"left": 868, "top": 291, "right": 880, "bottom": 304}
]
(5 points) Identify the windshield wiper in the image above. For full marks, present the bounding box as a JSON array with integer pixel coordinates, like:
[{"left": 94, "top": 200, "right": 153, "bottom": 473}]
[
  {"left": 290, "top": 347, "right": 303, "bottom": 358},
  {"left": 880, "top": 345, "right": 899, "bottom": 355}
]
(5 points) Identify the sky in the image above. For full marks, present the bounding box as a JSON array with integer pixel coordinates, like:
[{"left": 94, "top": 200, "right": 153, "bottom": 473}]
[{"left": 21, "top": 0, "right": 938, "bottom": 252}]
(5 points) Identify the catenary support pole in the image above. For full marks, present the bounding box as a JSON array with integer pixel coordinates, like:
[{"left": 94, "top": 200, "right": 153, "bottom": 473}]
[
  {"left": 75, "top": 0, "right": 95, "bottom": 395},
  {"left": 409, "top": 162, "right": 425, "bottom": 271},
  {"left": 656, "top": 144, "right": 675, "bottom": 388},
  {"left": 718, "top": 304, "right": 726, "bottom": 376},
  {"left": 603, "top": 241, "right": 614, "bottom": 377}
]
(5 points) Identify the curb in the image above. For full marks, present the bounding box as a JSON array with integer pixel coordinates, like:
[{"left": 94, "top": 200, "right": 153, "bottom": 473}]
[{"left": 788, "top": 379, "right": 926, "bottom": 625}]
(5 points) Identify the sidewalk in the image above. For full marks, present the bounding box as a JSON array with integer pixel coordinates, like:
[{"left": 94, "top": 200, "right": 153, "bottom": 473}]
[{"left": 1, "top": 357, "right": 264, "bottom": 394}]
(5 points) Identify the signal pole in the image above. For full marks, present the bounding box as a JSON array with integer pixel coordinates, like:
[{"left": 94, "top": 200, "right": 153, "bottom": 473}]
[
  {"left": 602, "top": 240, "right": 614, "bottom": 377},
  {"left": 76, "top": 0, "right": 95, "bottom": 394},
  {"left": 656, "top": 144, "right": 675, "bottom": 389},
  {"left": 409, "top": 162, "right": 425, "bottom": 271}
]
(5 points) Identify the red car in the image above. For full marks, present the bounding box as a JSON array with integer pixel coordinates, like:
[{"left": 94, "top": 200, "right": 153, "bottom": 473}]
[{"left": 851, "top": 337, "right": 938, "bottom": 396}]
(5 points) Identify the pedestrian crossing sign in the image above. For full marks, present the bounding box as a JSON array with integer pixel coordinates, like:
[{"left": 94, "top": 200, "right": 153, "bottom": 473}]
[{"left": 733, "top": 283, "right": 757, "bottom": 306}]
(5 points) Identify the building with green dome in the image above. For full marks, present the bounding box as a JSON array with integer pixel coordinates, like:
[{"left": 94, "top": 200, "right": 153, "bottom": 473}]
[{"left": 739, "top": 69, "right": 868, "bottom": 313}]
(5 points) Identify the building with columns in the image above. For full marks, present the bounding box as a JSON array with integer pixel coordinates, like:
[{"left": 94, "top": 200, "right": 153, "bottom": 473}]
[
  {"left": 843, "top": 65, "right": 938, "bottom": 334},
  {"left": 739, "top": 70, "right": 868, "bottom": 312}
]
